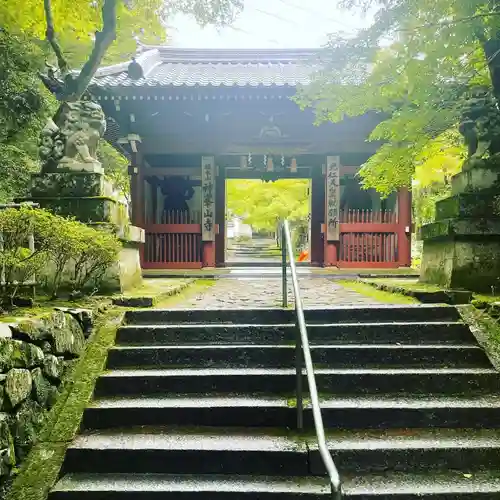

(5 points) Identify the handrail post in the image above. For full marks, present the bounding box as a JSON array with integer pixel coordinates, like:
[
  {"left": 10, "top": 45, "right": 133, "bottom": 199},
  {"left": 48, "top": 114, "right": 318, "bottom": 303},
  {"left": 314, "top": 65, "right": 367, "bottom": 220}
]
[
  {"left": 296, "top": 321, "right": 304, "bottom": 431},
  {"left": 281, "top": 223, "right": 287, "bottom": 308}
]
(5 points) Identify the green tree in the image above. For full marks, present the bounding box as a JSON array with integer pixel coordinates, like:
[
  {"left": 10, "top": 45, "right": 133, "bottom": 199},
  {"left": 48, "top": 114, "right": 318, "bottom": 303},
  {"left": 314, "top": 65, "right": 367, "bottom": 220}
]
[
  {"left": 295, "top": 0, "right": 500, "bottom": 196},
  {"left": 0, "top": 1, "right": 243, "bottom": 202},
  {"left": 2, "top": 0, "right": 243, "bottom": 102},
  {"left": 0, "top": 31, "right": 57, "bottom": 202},
  {"left": 226, "top": 180, "right": 310, "bottom": 232}
]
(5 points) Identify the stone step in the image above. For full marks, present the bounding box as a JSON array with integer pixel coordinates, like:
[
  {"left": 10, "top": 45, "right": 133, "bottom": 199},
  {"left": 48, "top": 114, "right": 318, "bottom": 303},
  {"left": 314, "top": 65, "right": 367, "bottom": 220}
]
[
  {"left": 106, "top": 344, "right": 490, "bottom": 370},
  {"left": 124, "top": 305, "right": 460, "bottom": 326},
  {"left": 81, "top": 394, "right": 500, "bottom": 431},
  {"left": 62, "top": 428, "right": 308, "bottom": 476},
  {"left": 116, "top": 322, "right": 472, "bottom": 346},
  {"left": 314, "top": 428, "right": 500, "bottom": 474},
  {"left": 341, "top": 470, "right": 500, "bottom": 498},
  {"left": 60, "top": 427, "right": 500, "bottom": 476},
  {"left": 94, "top": 368, "right": 500, "bottom": 397},
  {"left": 50, "top": 474, "right": 329, "bottom": 500}
]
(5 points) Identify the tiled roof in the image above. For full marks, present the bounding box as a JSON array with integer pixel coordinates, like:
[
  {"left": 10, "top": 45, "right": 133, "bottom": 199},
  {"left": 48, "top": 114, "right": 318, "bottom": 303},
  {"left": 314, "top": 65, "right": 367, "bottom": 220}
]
[{"left": 91, "top": 47, "right": 321, "bottom": 88}]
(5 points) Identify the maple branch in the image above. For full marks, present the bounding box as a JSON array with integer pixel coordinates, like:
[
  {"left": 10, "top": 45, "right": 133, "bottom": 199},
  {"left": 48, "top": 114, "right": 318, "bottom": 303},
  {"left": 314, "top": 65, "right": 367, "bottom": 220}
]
[
  {"left": 400, "top": 11, "right": 500, "bottom": 32},
  {"left": 66, "top": 0, "right": 117, "bottom": 101},
  {"left": 43, "top": 0, "right": 69, "bottom": 74}
]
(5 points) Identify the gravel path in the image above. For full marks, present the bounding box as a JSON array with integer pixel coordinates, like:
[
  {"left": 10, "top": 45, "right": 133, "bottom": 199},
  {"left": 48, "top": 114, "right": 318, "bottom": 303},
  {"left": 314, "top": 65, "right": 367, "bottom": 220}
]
[{"left": 176, "top": 277, "right": 388, "bottom": 309}]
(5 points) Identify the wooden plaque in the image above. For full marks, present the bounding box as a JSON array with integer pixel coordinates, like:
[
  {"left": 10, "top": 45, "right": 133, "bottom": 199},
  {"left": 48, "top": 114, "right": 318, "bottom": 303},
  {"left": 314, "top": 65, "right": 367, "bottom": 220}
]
[
  {"left": 326, "top": 155, "right": 340, "bottom": 241},
  {"left": 202, "top": 156, "right": 216, "bottom": 242}
]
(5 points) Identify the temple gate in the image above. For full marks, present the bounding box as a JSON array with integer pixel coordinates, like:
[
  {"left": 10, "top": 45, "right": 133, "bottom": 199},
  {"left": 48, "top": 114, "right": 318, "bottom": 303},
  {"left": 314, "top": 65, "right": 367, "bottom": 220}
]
[{"left": 90, "top": 47, "right": 412, "bottom": 270}]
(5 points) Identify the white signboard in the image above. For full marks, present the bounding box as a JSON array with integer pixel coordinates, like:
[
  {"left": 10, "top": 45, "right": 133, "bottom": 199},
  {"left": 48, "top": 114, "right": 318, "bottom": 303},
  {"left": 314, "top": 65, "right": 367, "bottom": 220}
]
[{"left": 201, "top": 156, "right": 215, "bottom": 241}]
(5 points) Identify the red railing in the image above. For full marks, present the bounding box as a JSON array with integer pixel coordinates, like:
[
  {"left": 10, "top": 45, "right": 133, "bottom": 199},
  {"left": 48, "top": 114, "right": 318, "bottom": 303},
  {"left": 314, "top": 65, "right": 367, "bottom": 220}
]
[
  {"left": 142, "top": 210, "right": 202, "bottom": 269},
  {"left": 340, "top": 209, "right": 396, "bottom": 224},
  {"left": 339, "top": 209, "right": 399, "bottom": 268}
]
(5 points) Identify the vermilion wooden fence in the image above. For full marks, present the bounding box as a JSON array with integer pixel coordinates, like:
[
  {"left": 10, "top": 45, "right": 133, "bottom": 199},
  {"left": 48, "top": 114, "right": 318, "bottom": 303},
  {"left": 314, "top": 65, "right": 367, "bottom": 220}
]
[
  {"left": 338, "top": 209, "right": 399, "bottom": 268},
  {"left": 142, "top": 210, "right": 202, "bottom": 269}
]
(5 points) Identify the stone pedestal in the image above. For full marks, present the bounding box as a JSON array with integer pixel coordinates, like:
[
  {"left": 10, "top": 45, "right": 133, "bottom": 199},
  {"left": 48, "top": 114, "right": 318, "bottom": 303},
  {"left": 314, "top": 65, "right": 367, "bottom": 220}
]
[
  {"left": 420, "top": 162, "right": 500, "bottom": 292},
  {"left": 21, "top": 170, "right": 144, "bottom": 292}
]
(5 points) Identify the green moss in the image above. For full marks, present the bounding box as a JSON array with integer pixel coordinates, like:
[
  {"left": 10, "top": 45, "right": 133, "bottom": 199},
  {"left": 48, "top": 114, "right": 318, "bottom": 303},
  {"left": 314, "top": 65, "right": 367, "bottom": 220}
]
[
  {"left": 29, "top": 197, "right": 120, "bottom": 224},
  {"left": 459, "top": 305, "right": 500, "bottom": 371},
  {"left": 339, "top": 280, "right": 418, "bottom": 304},
  {"left": 5, "top": 443, "right": 67, "bottom": 500},
  {"left": 5, "top": 308, "right": 123, "bottom": 500},
  {"left": 364, "top": 278, "right": 443, "bottom": 293},
  {"left": 155, "top": 279, "right": 215, "bottom": 308},
  {"left": 5, "top": 279, "right": 202, "bottom": 500}
]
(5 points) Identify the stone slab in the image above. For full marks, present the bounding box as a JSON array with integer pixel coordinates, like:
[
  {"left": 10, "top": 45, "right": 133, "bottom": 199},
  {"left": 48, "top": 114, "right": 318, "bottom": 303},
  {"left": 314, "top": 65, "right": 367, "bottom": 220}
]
[
  {"left": 420, "top": 236, "right": 500, "bottom": 292},
  {"left": 452, "top": 166, "right": 500, "bottom": 195},
  {"left": 30, "top": 172, "right": 115, "bottom": 198},
  {"left": 27, "top": 196, "right": 128, "bottom": 225},
  {"left": 421, "top": 218, "right": 500, "bottom": 241},
  {"left": 90, "top": 223, "right": 145, "bottom": 244},
  {"left": 435, "top": 192, "right": 500, "bottom": 220},
  {"left": 56, "top": 162, "right": 104, "bottom": 174}
]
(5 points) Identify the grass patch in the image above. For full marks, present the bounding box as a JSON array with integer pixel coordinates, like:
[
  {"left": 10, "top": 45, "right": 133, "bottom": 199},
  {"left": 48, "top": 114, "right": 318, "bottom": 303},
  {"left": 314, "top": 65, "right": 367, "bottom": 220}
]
[
  {"left": 0, "top": 295, "right": 112, "bottom": 323},
  {"left": 154, "top": 279, "right": 215, "bottom": 308},
  {"left": 114, "top": 278, "right": 194, "bottom": 300},
  {"left": 363, "top": 278, "right": 443, "bottom": 293},
  {"left": 339, "top": 280, "right": 418, "bottom": 304}
]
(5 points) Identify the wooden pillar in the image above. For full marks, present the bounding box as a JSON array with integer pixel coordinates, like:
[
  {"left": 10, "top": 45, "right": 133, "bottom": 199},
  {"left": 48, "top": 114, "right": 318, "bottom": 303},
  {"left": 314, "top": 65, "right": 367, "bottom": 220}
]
[
  {"left": 215, "top": 166, "right": 226, "bottom": 267},
  {"left": 324, "top": 156, "right": 341, "bottom": 267},
  {"left": 310, "top": 167, "right": 325, "bottom": 266},
  {"left": 397, "top": 187, "right": 412, "bottom": 267},
  {"left": 129, "top": 148, "right": 144, "bottom": 228},
  {"left": 201, "top": 156, "right": 216, "bottom": 267}
]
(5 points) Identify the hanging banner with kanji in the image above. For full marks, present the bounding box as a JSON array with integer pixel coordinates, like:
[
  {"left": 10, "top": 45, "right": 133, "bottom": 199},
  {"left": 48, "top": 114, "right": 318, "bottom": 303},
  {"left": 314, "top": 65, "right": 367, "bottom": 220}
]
[
  {"left": 326, "top": 155, "right": 340, "bottom": 241},
  {"left": 202, "top": 156, "right": 216, "bottom": 242}
]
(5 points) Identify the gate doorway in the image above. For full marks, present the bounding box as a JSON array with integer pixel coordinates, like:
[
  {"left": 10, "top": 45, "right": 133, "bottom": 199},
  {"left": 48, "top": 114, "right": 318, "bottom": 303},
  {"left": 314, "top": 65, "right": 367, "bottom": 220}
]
[{"left": 225, "top": 179, "right": 311, "bottom": 266}]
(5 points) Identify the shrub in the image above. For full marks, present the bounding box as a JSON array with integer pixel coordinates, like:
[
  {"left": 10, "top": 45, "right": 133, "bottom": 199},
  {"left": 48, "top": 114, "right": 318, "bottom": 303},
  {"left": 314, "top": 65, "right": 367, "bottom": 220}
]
[
  {"left": 0, "top": 206, "right": 121, "bottom": 301},
  {"left": 0, "top": 207, "right": 51, "bottom": 302},
  {"left": 72, "top": 226, "right": 122, "bottom": 292}
]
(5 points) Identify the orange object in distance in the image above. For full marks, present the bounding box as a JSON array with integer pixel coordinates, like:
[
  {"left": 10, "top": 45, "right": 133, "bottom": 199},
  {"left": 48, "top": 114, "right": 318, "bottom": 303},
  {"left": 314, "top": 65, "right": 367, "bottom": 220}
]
[{"left": 298, "top": 250, "right": 309, "bottom": 262}]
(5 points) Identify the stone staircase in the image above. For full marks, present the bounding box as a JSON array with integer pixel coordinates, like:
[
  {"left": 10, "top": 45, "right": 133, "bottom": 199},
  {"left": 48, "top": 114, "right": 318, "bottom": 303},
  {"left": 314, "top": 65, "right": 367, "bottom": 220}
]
[
  {"left": 227, "top": 238, "right": 281, "bottom": 263},
  {"left": 50, "top": 305, "right": 500, "bottom": 499}
]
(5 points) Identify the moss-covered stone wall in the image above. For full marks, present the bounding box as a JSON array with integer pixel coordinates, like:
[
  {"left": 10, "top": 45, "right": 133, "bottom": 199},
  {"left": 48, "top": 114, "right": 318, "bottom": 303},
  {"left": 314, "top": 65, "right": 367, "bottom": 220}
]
[{"left": 0, "top": 309, "right": 92, "bottom": 497}]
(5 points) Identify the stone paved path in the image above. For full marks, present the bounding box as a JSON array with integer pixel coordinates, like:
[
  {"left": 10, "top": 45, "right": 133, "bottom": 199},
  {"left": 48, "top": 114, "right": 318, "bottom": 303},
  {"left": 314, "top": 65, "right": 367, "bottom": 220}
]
[{"left": 176, "top": 277, "right": 391, "bottom": 309}]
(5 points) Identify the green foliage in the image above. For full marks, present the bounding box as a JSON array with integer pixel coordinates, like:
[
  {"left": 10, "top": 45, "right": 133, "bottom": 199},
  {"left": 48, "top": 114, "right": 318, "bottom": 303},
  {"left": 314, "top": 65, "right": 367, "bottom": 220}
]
[
  {"left": 98, "top": 141, "right": 129, "bottom": 197},
  {"left": 0, "top": 207, "right": 121, "bottom": 300},
  {"left": 1, "top": 0, "right": 242, "bottom": 70},
  {"left": 72, "top": 226, "right": 121, "bottom": 292},
  {"left": 0, "top": 207, "right": 51, "bottom": 301},
  {"left": 226, "top": 179, "right": 310, "bottom": 232},
  {"left": 295, "top": 0, "right": 500, "bottom": 195},
  {"left": 0, "top": 32, "right": 56, "bottom": 202}
]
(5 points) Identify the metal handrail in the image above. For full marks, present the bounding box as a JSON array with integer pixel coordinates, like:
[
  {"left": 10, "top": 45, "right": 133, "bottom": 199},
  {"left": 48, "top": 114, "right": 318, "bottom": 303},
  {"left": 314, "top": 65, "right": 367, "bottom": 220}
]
[{"left": 281, "top": 220, "right": 342, "bottom": 500}]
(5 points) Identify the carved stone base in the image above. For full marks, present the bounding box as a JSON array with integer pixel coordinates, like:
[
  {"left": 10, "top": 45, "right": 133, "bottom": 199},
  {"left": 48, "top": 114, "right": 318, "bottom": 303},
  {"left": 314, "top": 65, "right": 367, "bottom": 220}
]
[
  {"left": 57, "top": 162, "right": 104, "bottom": 174},
  {"left": 421, "top": 156, "right": 500, "bottom": 292},
  {"left": 452, "top": 163, "right": 500, "bottom": 195},
  {"left": 421, "top": 217, "right": 500, "bottom": 291},
  {"left": 31, "top": 172, "right": 114, "bottom": 198},
  {"left": 420, "top": 228, "right": 500, "bottom": 292},
  {"left": 20, "top": 170, "right": 142, "bottom": 292}
]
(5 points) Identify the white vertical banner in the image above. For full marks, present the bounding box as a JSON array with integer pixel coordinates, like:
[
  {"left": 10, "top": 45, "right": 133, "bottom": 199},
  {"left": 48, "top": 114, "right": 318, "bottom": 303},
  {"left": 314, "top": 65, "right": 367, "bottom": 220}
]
[
  {"left": 202, "top": 156, "right": 216, "bottom": 241},
  {"left": 326, "top": 155, "right": 340, "bottom": 241}
]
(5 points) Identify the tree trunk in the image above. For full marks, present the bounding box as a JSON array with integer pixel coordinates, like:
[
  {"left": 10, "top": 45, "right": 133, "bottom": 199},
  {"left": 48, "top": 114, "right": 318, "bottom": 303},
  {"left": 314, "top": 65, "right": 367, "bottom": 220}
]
[{"left": 483, "top": 38, "right": 500, "bottom": 102}]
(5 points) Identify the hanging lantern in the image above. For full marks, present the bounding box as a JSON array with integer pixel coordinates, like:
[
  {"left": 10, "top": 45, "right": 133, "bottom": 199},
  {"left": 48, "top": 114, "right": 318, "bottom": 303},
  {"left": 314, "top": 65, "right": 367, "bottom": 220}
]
[
  {"left": 290, "top": 157, "right": 298, "bottom": 173},
  {"left": 240, "top": 155, "right": 248, "bottom": 170},
  {"left": 267, "top": 156, "right": 274, "bottom": 172}
]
